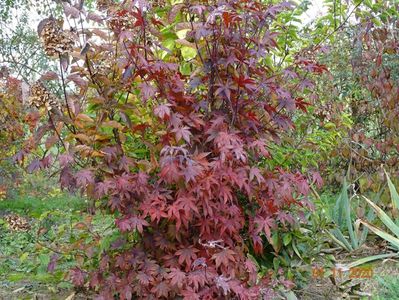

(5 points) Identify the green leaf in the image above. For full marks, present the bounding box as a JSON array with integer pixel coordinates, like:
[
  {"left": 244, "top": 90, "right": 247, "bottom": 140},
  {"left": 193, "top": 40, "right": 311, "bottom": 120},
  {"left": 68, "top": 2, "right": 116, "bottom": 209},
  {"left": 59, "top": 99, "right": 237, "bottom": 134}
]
[
  {"left": 160, "top": 39, "right": 175, "bottom": 59},
  {"left": 334, "top": 193, "right": 343, "bottom": 225},
  {"left": 179, "top": 62, "right": 191, "bottom": 75},
  {"left": 273, "top": 257, "right": 280, "bottom": 271},
  {"left": 292, "top": 240, "right": 302, "bottom": 259},
  {"left": 366, "top": 0, "right": 377, "bottom": 10},
  {"left": 8, "top": 273, "right": 25, "bottom": 282},
  {"left": 181, "top": 46, "right": 197, "bottom": 61},
  {"left": 282, "top": 290, "right": 298, "bottom": 300},
  {"left": 176, "top": 29, "right": 189, "bottom": 39},
  {"left": 283, "top": 233, "right": 292, "bottom": 246},
  {"left": 360, "top": 189, "right": 384, "bottom": 245},
  {"left": 271, "top": 232, "right": 281, "bottom": 253},
  {"left": 384, "top": 170, "right": 399, "bottom": 216},
  {"left": 360, "top": 221, "right": 399, "bottom": 249},
  {"left": 347, "top": 252, "right": 399, "bottom": 269},
  {"left": 37, "top": 253, "right": 51, "bottom": 274},
  {"left": 342, "top": 178, "right": 358, "bottom": 248},
  {"left": 329, "top": 228, "right": 353, "bottom": 252},
  {"left": 363, "top": 196, "right": 399, "bottom": 238}
]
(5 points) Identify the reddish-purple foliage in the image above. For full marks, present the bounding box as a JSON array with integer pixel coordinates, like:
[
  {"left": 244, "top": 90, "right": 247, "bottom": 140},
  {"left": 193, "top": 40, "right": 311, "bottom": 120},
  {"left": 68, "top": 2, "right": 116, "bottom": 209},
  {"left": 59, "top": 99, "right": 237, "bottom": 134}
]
[{"left": 13, "top": 0, "right": 326, "bottom": 298}]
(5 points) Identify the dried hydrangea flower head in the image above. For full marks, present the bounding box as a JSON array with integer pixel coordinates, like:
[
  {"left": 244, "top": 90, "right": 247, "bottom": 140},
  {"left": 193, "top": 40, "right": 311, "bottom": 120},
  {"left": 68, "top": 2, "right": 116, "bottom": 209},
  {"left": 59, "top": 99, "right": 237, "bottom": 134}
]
[
  {"left": 4, "top": 214, "right": 31, "bottom": 232},
  {"left": 97, "top": 0, "right": 113, "bottom": 11},
  {"left": 37, "top": 18, "right": 74, "bottom": 57},
  {"left": 108, "top": 9, "right": 134, "bottom": 33},
  {"left": 28, "top": 81, "right": 59, "bottom": 111}
]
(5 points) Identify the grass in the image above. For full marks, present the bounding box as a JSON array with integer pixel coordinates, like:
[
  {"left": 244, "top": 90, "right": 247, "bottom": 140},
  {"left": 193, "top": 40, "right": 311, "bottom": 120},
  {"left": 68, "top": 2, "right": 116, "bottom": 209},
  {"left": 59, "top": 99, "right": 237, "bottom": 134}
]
[
  {"left": 374, "top": 274, "right": 399, "bottom": 299},
  {"left": 0, "top": 185, "right": 91, "bottom": 298},
  {"left": 0, "top": 180, "right": 117, "bottom": 300},
  {"left": 0, "top": 191, "right": 86, "bottom": 217}
]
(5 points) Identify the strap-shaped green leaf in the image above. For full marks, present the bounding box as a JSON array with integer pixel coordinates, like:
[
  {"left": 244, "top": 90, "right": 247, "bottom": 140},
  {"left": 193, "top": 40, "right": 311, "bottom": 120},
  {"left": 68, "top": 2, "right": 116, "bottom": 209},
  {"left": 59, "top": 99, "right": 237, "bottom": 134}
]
[
  {"left": 360, "top": 220, "right": 399, "bottom": 249},
  {"left": 363, "top": 196, "right": 399, "bottom": 238},
  {"left": 384, "top": 169, "right": 399, "bottom": 217}
]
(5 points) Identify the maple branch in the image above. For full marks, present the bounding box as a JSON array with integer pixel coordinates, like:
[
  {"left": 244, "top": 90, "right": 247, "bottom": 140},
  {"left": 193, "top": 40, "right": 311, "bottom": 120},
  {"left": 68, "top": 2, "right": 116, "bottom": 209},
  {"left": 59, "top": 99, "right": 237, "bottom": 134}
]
[
  {"left": 58, "top": 54, "right": 77, "bottom": 134},
  {"left": 188, "top": 10, "right": 205, "bottom": 66},
  {"left": 48, "top": 111, "right": 67, "bottom": 150}
]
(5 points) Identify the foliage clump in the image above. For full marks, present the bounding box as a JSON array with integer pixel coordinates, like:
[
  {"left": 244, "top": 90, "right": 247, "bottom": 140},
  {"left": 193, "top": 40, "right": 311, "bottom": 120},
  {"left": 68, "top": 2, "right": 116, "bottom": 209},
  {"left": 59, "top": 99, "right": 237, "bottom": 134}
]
[{"left": 5, "top": 0, "right": 328, "bottom": 298}]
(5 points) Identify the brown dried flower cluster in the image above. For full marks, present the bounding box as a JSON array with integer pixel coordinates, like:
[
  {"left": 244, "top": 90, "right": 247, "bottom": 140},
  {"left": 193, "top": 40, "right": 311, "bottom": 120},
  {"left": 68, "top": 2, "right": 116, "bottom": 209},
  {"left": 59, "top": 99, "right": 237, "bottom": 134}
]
[
  {"left": 4, "top": 214, "right": 31, "bottom": 232},
  {"left": 97, "top": 0, "right": 113, "bottom": 11},
  {"left": 108, "top": 14, "right": 133, "bottom": 33},
  {"left": 39, "top": 18, "right": 74, "bottom": 57},
  {"left": 28, "top": 81, "right": 59, "bottom": 111}
]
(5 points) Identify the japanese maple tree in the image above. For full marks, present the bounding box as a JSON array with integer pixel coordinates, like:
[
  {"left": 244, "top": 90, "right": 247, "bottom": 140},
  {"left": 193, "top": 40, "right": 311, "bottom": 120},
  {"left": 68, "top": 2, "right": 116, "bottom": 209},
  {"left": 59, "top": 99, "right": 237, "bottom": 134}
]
[{"left": 13, "top": 0, "right": 326, "bottom": 298}]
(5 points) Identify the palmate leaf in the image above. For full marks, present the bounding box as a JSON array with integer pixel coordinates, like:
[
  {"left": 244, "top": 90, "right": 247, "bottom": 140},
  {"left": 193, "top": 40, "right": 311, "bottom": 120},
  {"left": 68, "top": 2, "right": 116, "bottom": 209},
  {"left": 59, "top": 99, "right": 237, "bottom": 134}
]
[
  {"left": 212, "top": 249, "right": 236, "bottom": 268},
  {"left": 167, "top": 268, "right": 186, "bottom": 289},
  {"left": 176, "top": 247, "right": 199, "bottom": 270}
]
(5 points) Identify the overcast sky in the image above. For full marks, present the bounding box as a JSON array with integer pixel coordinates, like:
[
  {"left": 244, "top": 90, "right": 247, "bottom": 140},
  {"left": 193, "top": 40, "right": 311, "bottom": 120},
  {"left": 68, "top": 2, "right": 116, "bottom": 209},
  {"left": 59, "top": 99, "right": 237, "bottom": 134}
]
[
  {"left": 26, "top": 0, "right": 328, "bottom": 28},
  {"left": 302, "top": 0, "right": 328, "bottom": 24}
]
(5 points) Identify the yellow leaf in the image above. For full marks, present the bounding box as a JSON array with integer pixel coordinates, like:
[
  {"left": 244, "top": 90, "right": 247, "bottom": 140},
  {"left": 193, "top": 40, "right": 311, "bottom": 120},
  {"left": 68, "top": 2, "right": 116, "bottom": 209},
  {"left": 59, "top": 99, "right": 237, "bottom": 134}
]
[
  {"left": 92, "top": 151, "right": 105, "bottom": 157},
  {"left": 102, "top": 120, "right": 124, "bottom": 130},
  {"left": 76, "top": 114, "right": 94, "bottom": 123},
  {"left": 74, "top": 133, "right": 92, "bottom": 143},
  {"left": 176, "top": 29, "right": 190, "bottom": 39},
  {"left": 94, "top": 134, "right": 111, "bottom": 141}
]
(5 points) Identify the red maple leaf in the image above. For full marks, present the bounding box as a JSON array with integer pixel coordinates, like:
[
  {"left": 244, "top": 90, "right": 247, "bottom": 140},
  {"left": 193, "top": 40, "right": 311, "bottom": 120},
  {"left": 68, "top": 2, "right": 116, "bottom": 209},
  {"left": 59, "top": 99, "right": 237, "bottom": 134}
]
[
  {"left": 154, "top": 104, "right": 171, "bottom": 119},
  {"left": 235, "top": 75, "right": 256, "bottom": 91},
  {"left": 176, "top": 247, "right": 199, "bottom": 271},
  {"left": 295, "top": 97, "right": 310, "bottom": 112},
  {"left": 167, "top": 268, "right": 186, "bottom": 289},
  {"left": 311, "top": 171, "right": 323, "bottom": 188},
  {"left": 75, "top": 169, "right": 94, "bottom": 188},
  {"left": 245, "top": 258, "right": 258, "bottom": 284},
  {"left": 249, "top": 167, "right": 265, "bottom": 184},
  {"left": 139, "top": 82, "right": 157, "bottom": 102},
  {"left": 215, "top": 80, "right": 235, "bottom": 101},
  {"left": 137, "top": 272, "right": 152, "bottom": 286},
  {"left": 254, "top": 216, "right": 276, "bottom": 240},
  {"left": 172, "top": 126, "right": 192, "bottom": 143},
  {"left": 116, "top": 216, "right": 149, "bottom": 233},
  {"left": 129, "top": 216, "right": 149, "bottom": 233},
  {"left": 181, "top": 288, "right": 201, "bottom": 300},
  {"left": 187, "top": 269, "right": 207, "bottom": 291},
  {"left": 151, "top": 281, "right": 170, "bottom": 298},
  {"left": 116, "top": 218, "right": 131, "bottom": 232},
  {"left": 211, "top": 248, "right": 236, "bottom": 268}
]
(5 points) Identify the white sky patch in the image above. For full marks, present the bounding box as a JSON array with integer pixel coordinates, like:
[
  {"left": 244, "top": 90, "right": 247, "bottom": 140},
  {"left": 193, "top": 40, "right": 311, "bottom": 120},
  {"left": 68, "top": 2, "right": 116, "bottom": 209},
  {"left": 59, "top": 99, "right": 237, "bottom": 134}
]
[
  {"left": 3, "top": 0, "right": 330, "bottom": 33},
  {"left": 300, "top": 0, "right": 328, "bottom": 25}
]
